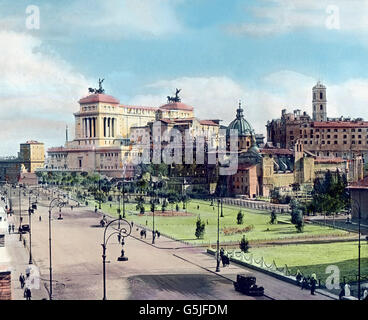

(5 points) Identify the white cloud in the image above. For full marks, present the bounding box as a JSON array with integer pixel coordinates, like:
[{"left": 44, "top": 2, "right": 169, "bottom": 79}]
[
  {"left": 58, "top": 0, "right": 183, "bottom": 40},
  {"left": 0, "top": 31, "right": 90, "bottom": 155},
  {"left": 226, "top": 0, "right": 368, "bottom": 36}
]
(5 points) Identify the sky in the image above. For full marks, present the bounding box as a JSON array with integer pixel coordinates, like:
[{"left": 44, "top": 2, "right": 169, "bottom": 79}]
[{"left": 1, "top": 0, "right": 368, "bottom": 155}]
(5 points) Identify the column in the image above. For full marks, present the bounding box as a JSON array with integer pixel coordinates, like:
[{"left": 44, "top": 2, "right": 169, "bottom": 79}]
[{"left": 93, "top": 118, "right": 96, "bottom": 137}]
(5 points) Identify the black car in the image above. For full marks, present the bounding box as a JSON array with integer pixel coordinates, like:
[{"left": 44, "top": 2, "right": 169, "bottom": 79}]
[
  {"left": 234, "top": 274, "right": 264, "bottom": 296},
  {"left": 21, "top": 224, "right": 30, "bottom": 233}
]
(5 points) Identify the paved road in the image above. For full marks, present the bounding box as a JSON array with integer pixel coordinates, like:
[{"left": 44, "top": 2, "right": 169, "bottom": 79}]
[{"left": 13, "top": 189, "right": 333, "bottom": 300}]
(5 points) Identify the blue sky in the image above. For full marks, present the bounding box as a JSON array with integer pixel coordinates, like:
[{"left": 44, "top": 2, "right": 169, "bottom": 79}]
[{"left": 1, "top": 0, "right": 368, "bottom": 155}]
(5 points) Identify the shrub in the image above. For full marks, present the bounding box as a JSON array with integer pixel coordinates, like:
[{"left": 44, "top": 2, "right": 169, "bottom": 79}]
[
  {"left": 195, "top": 217, "right": 205, "bottom": 239},
  {"left": 237, "top": 210, "right": 244, "bottom": 225},
  {"left": 239, "top": 236, "right": 250, "bottom": 253}
]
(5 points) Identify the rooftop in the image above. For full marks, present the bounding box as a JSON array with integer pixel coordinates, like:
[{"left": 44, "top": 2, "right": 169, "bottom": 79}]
[{"left": 79, "top": 93, "right": 120, "bottom": 105}]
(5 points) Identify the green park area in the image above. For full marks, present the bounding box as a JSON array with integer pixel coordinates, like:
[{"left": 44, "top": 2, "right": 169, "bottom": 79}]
[
  {"left": 77, "top": 193, "right": 365, "bottom": 285},
  {"left": 228, "top": 242, "right": 368, "bottom": 284},
  {"left": 89, "top": 198, "right": 350, "bottom": 245}
]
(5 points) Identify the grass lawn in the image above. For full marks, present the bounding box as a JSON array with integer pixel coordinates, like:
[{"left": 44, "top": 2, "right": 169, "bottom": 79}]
[
  {"left": 228, "top": 242, "right": 368, "bottom": 284},
  {"left": 87, "top": 198, "right": 349, "bottom": 245}
]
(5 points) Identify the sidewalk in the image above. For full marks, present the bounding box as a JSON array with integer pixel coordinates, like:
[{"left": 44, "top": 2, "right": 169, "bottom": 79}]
[{"left": 1, "top": 201, "right": 49, "bottom": 300}]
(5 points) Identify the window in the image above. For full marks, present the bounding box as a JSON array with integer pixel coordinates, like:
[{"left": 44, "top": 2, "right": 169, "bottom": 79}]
[
  {"left": 334, "top": 135, "right": 338, "bottom": 139},
  {"left": 320, "top": 105, "right": 323, "bottom": 110},
  {"left": 320, "top": 92, "right": 323, "bottom": 99},
  {"left": 334, "top": 141, "right": 338, "bottom": 144}
]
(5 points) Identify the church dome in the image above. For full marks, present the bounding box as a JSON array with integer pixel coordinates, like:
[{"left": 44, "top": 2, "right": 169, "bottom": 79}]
[{"left": 227, "top": 102, "right": 255, "bottom": 137}]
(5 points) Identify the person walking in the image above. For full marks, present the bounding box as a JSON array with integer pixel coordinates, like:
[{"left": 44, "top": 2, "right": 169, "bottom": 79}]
[
  {"left": 310, "top": 274, "right": 317, "bottom": 295},
  {"left": 8, "top": 225, "right": 11, "bottom": 234},
  {"left": 296, "top": 270, "right": 302, "bottom": 286},
  {"left": 24, "top": 287, "right": 32, "bottom": 300},
  {"left": 12, "top": 224, "right": 15, "bottom": 233},
  {"left": 19, "top": 273, "right": 25, "bottom": 289}
]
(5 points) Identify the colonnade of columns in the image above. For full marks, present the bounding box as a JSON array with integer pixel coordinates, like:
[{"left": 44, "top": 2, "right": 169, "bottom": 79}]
[
  {"left": 103, "top": 117, "right": 116, "bottom": 138},
  {"left": 83, "top": 117, "right": 97, "bottom": 138}
]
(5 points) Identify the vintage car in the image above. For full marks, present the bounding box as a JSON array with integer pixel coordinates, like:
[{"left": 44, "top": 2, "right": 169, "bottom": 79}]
[
  {"left": 233, "top": 274, "right": 264, "bottom": 296},
  {"left": 21, "top": 224, "right": 30, "bottom": 233}
]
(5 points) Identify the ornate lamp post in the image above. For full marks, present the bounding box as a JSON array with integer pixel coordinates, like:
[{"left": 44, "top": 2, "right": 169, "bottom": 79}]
[
  {"left": 28, "top": 191, "right": 38, "bottom": 265},
  {"left": 216, "top": 199, "right": 220, "bottom": 272},
  {"left": 350, "top": 198, "right": 362, "bottom": 300},
  {"left": 18, "top": 186, "right": 22, "bottom": 241},
  {"left": 102, "top": 217, "right": 131, "bottom": 300},
  {"left": 48, "top": 197, "right": 67, "bottom": 300}
]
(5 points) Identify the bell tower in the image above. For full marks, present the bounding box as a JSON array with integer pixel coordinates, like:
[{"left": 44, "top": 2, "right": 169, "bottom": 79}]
[{"left": 312, "top": 81, "right": 327, "bottom": 122}]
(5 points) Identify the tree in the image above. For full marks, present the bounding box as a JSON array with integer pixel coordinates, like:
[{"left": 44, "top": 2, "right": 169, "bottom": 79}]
[
  {"left": 237, "top": 210, "right": 244, "bottom": 225},
  {"left": 291, "top": 209, "right": 304, "bottom": 233},
  {"left": 270, "top": 210, "right": 277, "bottom": 224},
  {"left": 195, "top": 216, "right": 205, "bottom": 239},
  {"left": 239, "top": 236, "right": 250, "bottom": 253}
]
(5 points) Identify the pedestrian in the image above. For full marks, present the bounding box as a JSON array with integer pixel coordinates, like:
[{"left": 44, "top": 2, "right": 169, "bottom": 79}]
[
  {"left": 144, "top": 230, "right": 146, "bottom": 239},
  {"left": 39, "top": 216, "right": 42, "bottom": 222},
  {"left": 12, "top": 224, "right": 15, "bottom": 233},
  {"left": 140, "top": 230, "right": 143, "bottom": 239},
  {"left": 301, "top": 277, "right": 308, "bottom": 290},
  {"left": 197, "top": 205, "right": 200, "bottom": 210},
  {"left": 310, "top": 274, "right": 317, "bottom": 295},
  {"left": 8, "top": 225, "right": 11, "bottom": 234},
  {"left": 23, "top": 239, "right": 26, "bottom": 247},
  {"left": 131, "top": 221, "right": 134, "bottom": 228},
  {"left": 339, "top": 286, "right": 345, "bottom": 300},
  {"left": 24, "top": 287, "right": 32, "bottom": 300},
  {"left": 296, "top": 270, "right": 302, "bottom": 286},
  {"left": 19, "top": 273, "right": 25, "bottom": 289},
  {"left": 71, "top": 206, "right": 73, "bottom": 211}
]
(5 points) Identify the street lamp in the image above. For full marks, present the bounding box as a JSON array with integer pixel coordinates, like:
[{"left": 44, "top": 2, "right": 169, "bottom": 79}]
[
  {"left": 102, "top": 217, "right": 131, "bottom": 300},
  {"left": 350, "top": 198, "right": 362, "bottom": 300},
  {"left": 216, "top": 199, "right": 220, "bottom": 272},
  {"left": 48, "top": 197, "right": 67, "bottom": 300},
  {"left": 18, "top": 186, "right": 22, "bottom": 241},
  {"left": 28, "top": 191, "right": 38, "bottom": 265}
]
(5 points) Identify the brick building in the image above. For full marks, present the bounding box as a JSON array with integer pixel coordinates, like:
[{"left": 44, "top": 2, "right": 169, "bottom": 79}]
[{"left": 266, "top": 82, "right": 368, "bottom": 160}]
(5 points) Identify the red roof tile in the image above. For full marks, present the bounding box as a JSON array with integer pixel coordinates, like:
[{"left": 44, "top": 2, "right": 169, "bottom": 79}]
[
  {"left": 260, "top": 148, "right": 293, "bottom": 155},
  {"left": 312, "top": 121, "right": 368, "bottom": 128},
  {"left": 314, "top": 157, "right": 345, "bottom": 164},
  {"left": 159, "top": 102, "right": 194, "bottom": 112},
  {"left": 79, "top": 94, "right": 120, "bottom": 105},
  {"left": 348, "top": 176, "right": 368, "bottom": 189}
]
